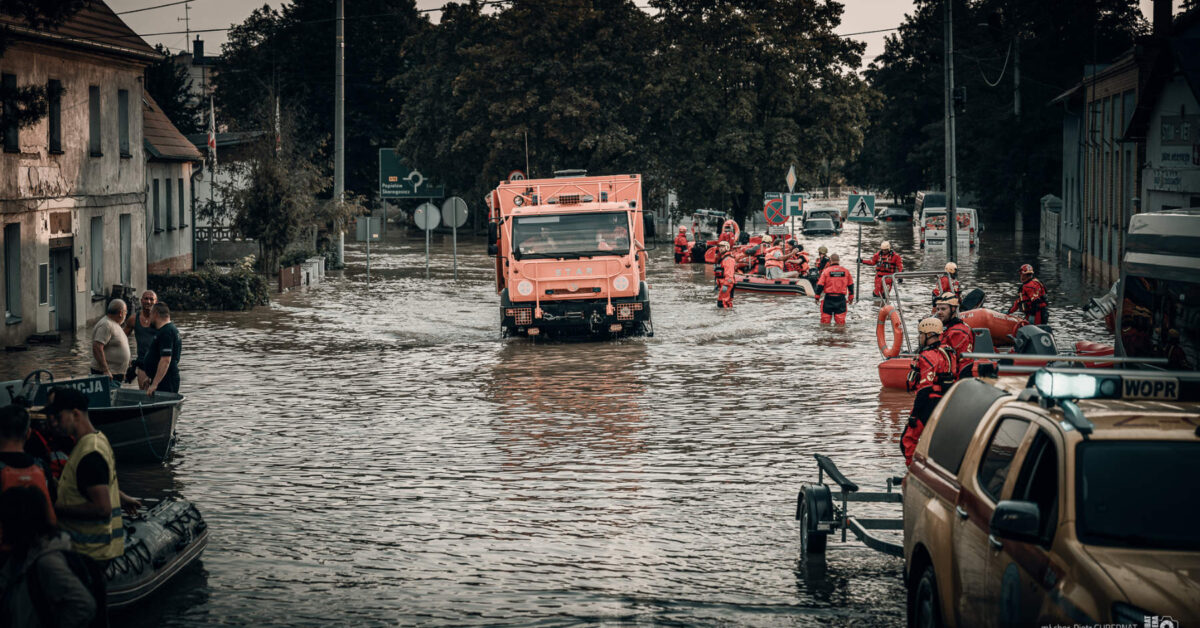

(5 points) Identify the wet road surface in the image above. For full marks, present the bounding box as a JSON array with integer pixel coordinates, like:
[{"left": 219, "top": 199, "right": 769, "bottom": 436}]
[{"left": 2, "top": 207, "right": 1110, "bottom": 626}]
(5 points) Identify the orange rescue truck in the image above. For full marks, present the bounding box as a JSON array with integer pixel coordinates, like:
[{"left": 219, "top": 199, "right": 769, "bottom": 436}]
[{"left": 487, "top": 171, "right": 654, "bottom": 337}]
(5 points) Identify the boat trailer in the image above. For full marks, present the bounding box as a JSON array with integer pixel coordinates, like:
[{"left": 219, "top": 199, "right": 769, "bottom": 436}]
[{"left": 795, "top": 454, "right": 904, "bottom": 558}]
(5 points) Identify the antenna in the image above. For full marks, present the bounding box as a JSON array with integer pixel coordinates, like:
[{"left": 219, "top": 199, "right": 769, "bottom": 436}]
[{"left": 178, "top": 1, "right": 192, "bottom": 52}]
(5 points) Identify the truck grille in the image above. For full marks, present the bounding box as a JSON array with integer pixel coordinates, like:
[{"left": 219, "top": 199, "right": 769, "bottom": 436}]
[
  {"left": 616, "top": 302, "right": 643, "bottom": 321},
  {"left": 506, "top": 308, "right": 532, "bottom": 325}
]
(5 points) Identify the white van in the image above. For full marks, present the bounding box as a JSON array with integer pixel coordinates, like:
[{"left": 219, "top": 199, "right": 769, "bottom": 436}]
[{"left": 920, "top": 207, "right": 979, "bottom": 249}]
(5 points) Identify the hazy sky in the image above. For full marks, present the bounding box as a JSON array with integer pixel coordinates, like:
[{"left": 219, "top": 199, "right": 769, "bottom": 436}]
[{"left": 107, "top": 0, "right": 1179, "bottom": 68}]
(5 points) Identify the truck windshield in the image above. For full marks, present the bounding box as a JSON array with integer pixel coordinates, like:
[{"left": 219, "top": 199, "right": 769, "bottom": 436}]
[
  {"left": 513, "top": 212, "right": 630, "bottom": 260},
  {"left": 1120, "top": 275, "right": 1199, "bottom": 370},
  {"left": 1077, "top": 441, "right": 1200, "bottom": 550}
]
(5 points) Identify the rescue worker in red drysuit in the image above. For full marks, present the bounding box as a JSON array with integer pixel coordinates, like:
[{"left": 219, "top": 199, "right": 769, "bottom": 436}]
[
  {"left": 1008, "top": 264, "right": 1048, "bottom": 324},
  {"left": 934, "top": 292, "right": 974, "bottom": 379},
  {"left": 932, "top": 262, "right": 962, "bottom": 307},
  {"left": 901, "top": 318, "right": 957, "bottom": 466},
  {"left": 861, "top": 240, "right": 903, "bottom": 298},
  {"left": 715, "top": 241, "right": 737, "bottom": 309},
  {"left": 718, "top": 221, "right": 738, "bottom": 246},
  {"left": 674, "top": 226, "right": 690, "bottom": 263},
  {"left": 814, "top": 253, "right": 854, "bottom": 324}
]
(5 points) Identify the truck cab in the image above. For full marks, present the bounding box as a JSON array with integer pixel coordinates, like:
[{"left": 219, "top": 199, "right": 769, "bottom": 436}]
[{"left": 487, "top": 172, "right": 653, "bottom": 338}]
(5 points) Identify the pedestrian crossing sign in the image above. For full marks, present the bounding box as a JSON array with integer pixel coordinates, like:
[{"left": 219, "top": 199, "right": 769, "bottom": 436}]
[{"left": 847, "top": 194, "right": 875, "bottom": 223}]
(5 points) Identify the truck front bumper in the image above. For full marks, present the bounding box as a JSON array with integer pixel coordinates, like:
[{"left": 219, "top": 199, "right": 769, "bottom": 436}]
[{"left": 502, "top": 296, "right": 652, "bottom": 337}]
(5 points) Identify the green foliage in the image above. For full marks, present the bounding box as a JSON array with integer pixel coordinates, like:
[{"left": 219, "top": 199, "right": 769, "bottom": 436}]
[
  {"left": 0, "top": 0, "right": 87, "bottom": 132},
  {"left": 279, "top": 249, "right": 317, "bottom": 268},
  {"left": 149, "top": 258, "right": 269, "bottom": 311},
  {"left": 144, "top": 44, "right": 203, "bottom": 135},
  {"left": 850, "top": 0, "right": 1145, "bottom": 220}
]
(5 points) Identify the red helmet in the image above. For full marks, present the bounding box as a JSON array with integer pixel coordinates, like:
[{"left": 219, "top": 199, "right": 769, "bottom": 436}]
[{"left": 1019, "top": 264, "right": 1034, "bottom": 275}]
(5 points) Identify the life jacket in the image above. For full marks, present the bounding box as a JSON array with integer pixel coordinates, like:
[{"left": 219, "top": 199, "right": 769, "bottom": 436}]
[
  {"left": 941, "top": 318, "right": 974, "bottom": 374},
  {"left": 57, "top": 432, "right": 124, "bottom": 561},
  {"left": 765, "top": 246, "right": 784, "bottom": 270},
  {"left": 873, "top": 251, "right": 901, "bottom": 274},
  {"left": 25, "top": 427, "right": 70, "bottom": 480},
  {"left": 817, "top": 265, "right": 853, "bottom": 296},
  {"left": 1, "top": 460, "right": 57, "bottom": 526},
  {"left": 713, "top": 252, "right": 728, "bottom": 279},
  {"left": 674, "top": 234, "right": 689, "bottom": 255},
  {"left": 1019, "top": 278, "right": 1048, "bottom": 313},
  {"left": 815, "top": 256, "right": 830, "bottom": 274},
  {"left": 907, "top": 342, "right": 957, "bottom": 394}
]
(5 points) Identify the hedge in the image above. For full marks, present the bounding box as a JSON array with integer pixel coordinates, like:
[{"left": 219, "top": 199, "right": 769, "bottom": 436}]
[{"left": 149, "top": 262, "right": 270, "bottom": 311}]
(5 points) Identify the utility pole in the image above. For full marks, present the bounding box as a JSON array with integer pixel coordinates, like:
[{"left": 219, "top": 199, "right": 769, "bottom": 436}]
[
  {"left": 1013, "top": 36, "right": 1021, "bottom": 118},
  {"left": 944, "top": 0, "right": 959, "bottom": 263},
  {"left": 334, "top": 0, "right": 345, "bottom": 266}
]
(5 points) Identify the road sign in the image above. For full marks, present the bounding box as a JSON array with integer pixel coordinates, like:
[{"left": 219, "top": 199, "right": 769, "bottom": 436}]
[
  {"left": 508, "top": 170, "right": 525, "bottom": 182},
  {"left": 786, "top": 165, "right": 797, "bottom": 193},
  {"left": 355, "top": 216, "right": 381, "bottom": 241},
  {"left": 763, "top": 198, "right": 786, "bottom": 226},
  {"left": 379, "top": 149, "right": 445, "bottom": 199},
  {"left": 785, "top": 194, "right": 804, "bottom": 217},
  {"left": 847, "top": 194, "right": 876, "bottom": 223},
  {"left": 442, "top": 196, "right": 468, "bottom": 229},
  {"left": 767, "top": 225, "right": 789, "bottom": 235},
  {"left": 414, "top": 202, "right": 441, "bottom": 230}
]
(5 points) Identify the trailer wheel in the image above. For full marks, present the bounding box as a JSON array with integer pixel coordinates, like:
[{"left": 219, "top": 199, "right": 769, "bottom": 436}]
[{"left": 796, "top": 486, "right": 828, "bottom": 556}]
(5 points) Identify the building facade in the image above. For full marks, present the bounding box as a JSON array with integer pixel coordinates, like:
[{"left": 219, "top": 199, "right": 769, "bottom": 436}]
[
  {"left": 143, "top": 93, "right": 202, "bottom": 274},
  {"left": 1, "top": 4, "right": 159, "bottom": 346}
]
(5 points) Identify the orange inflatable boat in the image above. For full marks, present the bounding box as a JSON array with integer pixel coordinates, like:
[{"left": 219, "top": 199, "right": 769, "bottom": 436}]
[{"left": 959, "top": 308, "right": 1027, "bottom": 346}]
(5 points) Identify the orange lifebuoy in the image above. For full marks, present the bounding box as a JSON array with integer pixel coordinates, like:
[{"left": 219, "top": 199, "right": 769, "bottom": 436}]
[{"left": 877, "top": 304, "right": 905, "bottom": 358}]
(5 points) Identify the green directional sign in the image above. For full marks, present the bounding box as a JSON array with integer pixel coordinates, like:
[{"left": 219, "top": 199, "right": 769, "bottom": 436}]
[
  {"left": 379, "top": 148, "right": 445, "bottom": 199},
  {"left": 847, "top": 194, "right": 876, "bottom": 223}
]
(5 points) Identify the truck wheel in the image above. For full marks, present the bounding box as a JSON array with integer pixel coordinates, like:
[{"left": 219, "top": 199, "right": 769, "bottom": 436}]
[
  {"left": 798, "top": 490, "right": 828, "bottom": 556},
  {"left": 909, "top": 564, "right": 942, "bottom": 628}
]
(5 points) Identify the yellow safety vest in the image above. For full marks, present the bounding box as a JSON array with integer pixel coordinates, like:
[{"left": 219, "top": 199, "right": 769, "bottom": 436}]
[{"left": 57, "top": 431, "right": 124, "bottom": 560}]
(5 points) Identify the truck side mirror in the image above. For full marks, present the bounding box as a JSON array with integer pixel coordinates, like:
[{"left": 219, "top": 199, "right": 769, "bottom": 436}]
[
  {"left": 487, "top": 223, "right": 499, "bottom": 256},
  {"left": 989, "top": 500, "right": 1041, "bottom": 545},
  {"left": 642, "top": 213, "right": 656, "bottom": 239}
]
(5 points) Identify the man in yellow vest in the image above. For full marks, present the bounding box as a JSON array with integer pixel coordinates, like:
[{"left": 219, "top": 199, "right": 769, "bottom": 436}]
[{"left": 43, "top": 388, "right": 140, "bottom": 561}]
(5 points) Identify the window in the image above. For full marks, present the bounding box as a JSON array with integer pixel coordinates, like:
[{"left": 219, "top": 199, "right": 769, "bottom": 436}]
[
  {"left": 178, "top": 178, "right": 186, "bottom": 227},
  {"left": 47, "top": 79, "right": 62, "bottom": 153},
  {"left": 3, "top": 223, "right": 20, "bottom": 322},
  {"left": 152, "top": 179, "right": 161, "bottom": 232},
  {"left": 117, "top": 89, "right": 130, "bottom": 157},
  {"left": 88, "top": 86, "right": 101, "bottom": 156},
  {"left": 165, "top": 177, "right": 174, "bottom": 229},
  {"left": 90, "top": 216, "right": 104, "bottom": 296},
  {"left": 976, "top": 417, "right": 1029, "bottom": 502},
  {"left": 926, "top": 379, "right": 1007, "bottom": 473},
  {"left": 119, "top": 214, "right": 131, "bottom": 285},
  {"left": 1120, "top": 276, "right": 1200, "bottom": 370},
  {"left": 1010, "top": 430, "right": 1059, "bottom": 545},
  {"left": 38, "top": 263, "right": 48, "bottom": 306},
  {"left": 2, "top": 73, "right": 18, "bottom": 153}
]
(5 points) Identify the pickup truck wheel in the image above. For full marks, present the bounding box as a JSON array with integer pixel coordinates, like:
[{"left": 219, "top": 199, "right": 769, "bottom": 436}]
[
  {"left": 910, "top": 564, "right": 942, "bottom": 628},
  {"left": 798, "top": 493, "right": 827, "bottom": 556}
]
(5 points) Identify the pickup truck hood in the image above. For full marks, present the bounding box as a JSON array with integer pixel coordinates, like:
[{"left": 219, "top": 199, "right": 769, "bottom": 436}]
[{"left": 1081, "top": 545, "right": 1200, "bottom": 618}]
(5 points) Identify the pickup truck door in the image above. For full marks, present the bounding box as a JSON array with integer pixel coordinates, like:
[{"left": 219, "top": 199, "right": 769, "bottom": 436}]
[
  {"left": 953, "top": 416, "right": 1032, "bottom": 626},
  {"left": 988, "top": 426, "right": 1063, "bottom": 626}
]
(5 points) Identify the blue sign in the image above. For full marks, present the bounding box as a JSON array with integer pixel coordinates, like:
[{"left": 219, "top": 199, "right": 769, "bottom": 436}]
[{"left": 847, "top": 194, "right": 876, "bottom": 223}]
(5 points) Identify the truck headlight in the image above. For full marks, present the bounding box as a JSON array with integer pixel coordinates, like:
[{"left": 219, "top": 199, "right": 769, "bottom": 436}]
[
  {"left": 613, "top": 276, "right": 630, "bottom": 291},
  {"left": 517, "top": 280, "right": 534, "bottom": 296}
]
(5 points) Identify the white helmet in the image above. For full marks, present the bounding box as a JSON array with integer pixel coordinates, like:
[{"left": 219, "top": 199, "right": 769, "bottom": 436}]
[
  {"left": 678, "top": 225, "right": 687, "bottom": 233},
  {"left": 762, "top": 235, "right": 773, "bottom": 244},
  {"left": 945, "top": 262, "right": 957, "bottom": 273},
  {"left": 917, "top": 317, "right": 943, "bottom": 335},
  {"left": 880, "top": 241, "right": 892, "bottom": 251}
]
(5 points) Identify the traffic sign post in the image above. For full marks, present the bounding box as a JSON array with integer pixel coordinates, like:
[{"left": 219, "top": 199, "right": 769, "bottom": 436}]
[
  {"left": 379, "top": 149, "right": 445, "bottom": 199},
  {"left": 356, "top": 216, "right": 381, "bottom": 290},
  {"left": 414, "top": 202, "right": 441, "bottom": 280},
  {"left": 441, "top": 196, "right": 468, "bottom": 281},
  {"left": 847, "top": 194, "right": 876, "bottom": 303}
]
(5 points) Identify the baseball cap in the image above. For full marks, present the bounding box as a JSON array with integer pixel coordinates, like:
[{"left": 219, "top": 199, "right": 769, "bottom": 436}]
[{"left": 43, "top": 387, "right": 89, "bottom": 415}]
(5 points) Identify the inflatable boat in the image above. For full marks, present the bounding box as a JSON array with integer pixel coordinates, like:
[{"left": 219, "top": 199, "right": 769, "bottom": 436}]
[
  {"left": 733, "top": 274, "right": 815, "bottom": 296},
  {"left": 107, "top": 499, "right": 208, "bottom": 608},
  {"left": 959, "top": 308, "right": 1027, "bottom": 346}
]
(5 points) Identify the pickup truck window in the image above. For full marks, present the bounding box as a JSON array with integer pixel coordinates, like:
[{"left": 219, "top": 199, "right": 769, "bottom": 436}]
[
  {"left": 1077, "top": 441, "right": 1200, "bottom": 551},
  {"left": 513, "top": 212, "right": 630, "bottom": 260},
  {"left": 976, "top": 418, "right": 1028, "bottom": 502},
  {"left": 926, "top": 379, "right": 1007, "bottom": 474},
  {"left": 1010, "top": 430, "right": 1059, "bottom": 545}
]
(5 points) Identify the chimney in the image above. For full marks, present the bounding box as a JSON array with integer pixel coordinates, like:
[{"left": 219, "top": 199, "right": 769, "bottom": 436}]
[
  {"left": 193, "top": 37, "right": 204, "bottom": 62},
  {"left": 1153, "top": 0, "right": 1172, "bottom": 36}
]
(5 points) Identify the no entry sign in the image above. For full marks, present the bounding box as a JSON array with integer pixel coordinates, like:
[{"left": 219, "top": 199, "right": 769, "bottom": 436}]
[{"left": 763, "top": 198, "right": 786, "bottom": 226}]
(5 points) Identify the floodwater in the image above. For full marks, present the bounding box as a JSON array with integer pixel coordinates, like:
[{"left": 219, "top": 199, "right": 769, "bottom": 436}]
[{"left": 2, "top": 207, "right": 1110, "bottom": 626}]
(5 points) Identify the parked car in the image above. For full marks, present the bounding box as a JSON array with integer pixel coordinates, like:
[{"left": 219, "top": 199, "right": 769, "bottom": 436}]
[
  {"left": 903, "top": 371, "right": 1200, "bottom": 627},
  {"left": 802, "top": 217, "right": 839, "bottom": 236}
]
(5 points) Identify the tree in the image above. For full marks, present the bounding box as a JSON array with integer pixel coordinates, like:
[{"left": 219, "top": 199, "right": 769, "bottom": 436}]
[
  {"left": 144, "top": 44, "right": 202, "bottom": 135},
  {"left": 0, "top": 0, "right": 87, "bottom": 133}
]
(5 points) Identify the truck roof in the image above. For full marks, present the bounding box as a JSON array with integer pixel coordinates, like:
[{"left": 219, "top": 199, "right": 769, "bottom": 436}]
[{"left": 491, "top": 174, "right": 641, "bottom": 218}]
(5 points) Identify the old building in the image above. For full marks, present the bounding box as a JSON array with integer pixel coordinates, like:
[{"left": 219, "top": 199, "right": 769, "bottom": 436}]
[
  {"left": 1, "top": 3, "right": 159, "bottom": 347},
  {"left": 143, "top": 93, "right": 202, "bottom": 274}
]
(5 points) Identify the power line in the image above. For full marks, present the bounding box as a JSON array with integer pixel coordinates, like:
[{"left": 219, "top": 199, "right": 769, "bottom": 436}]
[{"left": 116, "top": 0, "right": 201, "bottom": 16}]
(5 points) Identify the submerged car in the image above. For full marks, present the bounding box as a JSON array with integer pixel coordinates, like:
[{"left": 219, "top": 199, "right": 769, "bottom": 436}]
[{"left": 802, "top": 217, "right": 839, "bottom": 236}]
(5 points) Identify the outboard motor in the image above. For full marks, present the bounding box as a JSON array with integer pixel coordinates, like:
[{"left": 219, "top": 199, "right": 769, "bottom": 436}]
[
  {"left": 960, "top": 287, "right": 985, "bottom": 312},
  {"left": 691, "top": 240, "right": 707, "bottom": 262},
  {"left": 1084, "top": 281, "right": 1119, "bottom": 321},
  {"left": 1013, "top": 325, "right": 1057, "bottom": 356}
]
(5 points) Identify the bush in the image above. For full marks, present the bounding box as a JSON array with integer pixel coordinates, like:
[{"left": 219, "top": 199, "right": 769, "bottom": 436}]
[
  {"left": 279, "top": 249, "right": 316, "bottom": 268},
  {"left": 149, "top": 256, "right": 270, "bottom": 311}
]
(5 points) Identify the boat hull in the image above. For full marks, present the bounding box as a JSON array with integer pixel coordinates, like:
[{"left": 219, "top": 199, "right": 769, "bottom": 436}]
[
  {"left": 107, "top": 499, "right": 208, "bottom": 609},
  {"left": 93, "top": 389, "right": 182, "bottom": 464}
]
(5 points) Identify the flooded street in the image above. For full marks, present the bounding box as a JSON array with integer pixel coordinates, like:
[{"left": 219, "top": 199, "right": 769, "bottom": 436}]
[{"left": 2, "top": 214, "right": 1110, "bottom": 626}]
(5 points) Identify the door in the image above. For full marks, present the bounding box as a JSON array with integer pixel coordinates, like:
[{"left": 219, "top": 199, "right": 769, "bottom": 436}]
[
  {"left": 990, "top": 428, "right": 1061, "bottom": 627},
  {"left": 953, "top": 416, "right": 1031, "bottom": 625},
  {"left": 50, "top": 248, "right": 74, "bottom": 331}
]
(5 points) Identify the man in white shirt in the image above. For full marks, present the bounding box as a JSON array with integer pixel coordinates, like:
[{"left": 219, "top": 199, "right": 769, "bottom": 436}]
[{"left": 90, "top": 299, "right": 131, "bottom": 382}]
